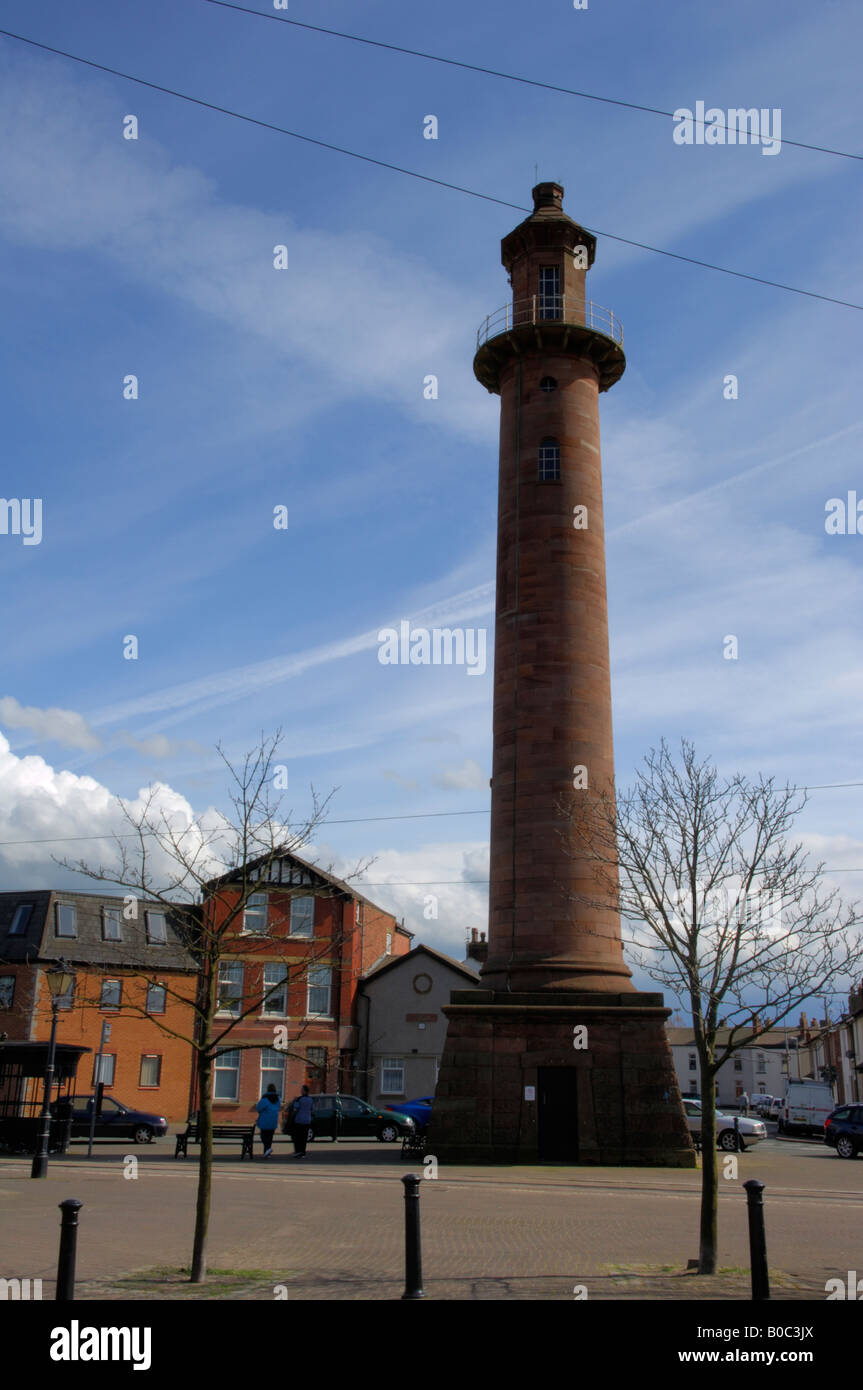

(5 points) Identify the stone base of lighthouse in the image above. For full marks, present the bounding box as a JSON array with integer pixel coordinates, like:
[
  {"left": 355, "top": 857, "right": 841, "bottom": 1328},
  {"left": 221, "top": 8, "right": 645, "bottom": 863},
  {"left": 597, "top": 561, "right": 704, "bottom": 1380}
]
[{"left": 428, "top": 991, "right": 696, "bottom": 1167}]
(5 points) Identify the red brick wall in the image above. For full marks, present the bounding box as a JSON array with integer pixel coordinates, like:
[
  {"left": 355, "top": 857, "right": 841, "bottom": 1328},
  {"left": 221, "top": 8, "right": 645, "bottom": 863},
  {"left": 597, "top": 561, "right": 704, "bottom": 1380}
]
[
  {"left": 0, "top": 964, "right": 38, "bottom": 1040},
  {"left": 203, "top": 886, "right": 405, "bottom": 1121},
  {"left": 30, "top": 966, "right": 196, "bottom": 1122}
]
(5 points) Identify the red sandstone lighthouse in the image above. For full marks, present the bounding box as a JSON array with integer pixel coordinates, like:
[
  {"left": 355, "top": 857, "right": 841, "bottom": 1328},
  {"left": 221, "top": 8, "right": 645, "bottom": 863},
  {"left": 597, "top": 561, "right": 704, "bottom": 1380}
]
[{"left": 431, "top": 184, "right": 694, "bottom": 1165}]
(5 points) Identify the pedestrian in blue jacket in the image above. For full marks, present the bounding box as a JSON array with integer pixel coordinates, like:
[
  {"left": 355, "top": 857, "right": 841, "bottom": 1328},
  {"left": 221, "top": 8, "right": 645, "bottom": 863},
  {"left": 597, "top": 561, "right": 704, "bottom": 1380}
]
[
  {"left": 289, "top": 1085, "right": 314, "bottom": 1158},
  {"left": 254, "top": 1083, "right": 281, "bottom": 1157}
]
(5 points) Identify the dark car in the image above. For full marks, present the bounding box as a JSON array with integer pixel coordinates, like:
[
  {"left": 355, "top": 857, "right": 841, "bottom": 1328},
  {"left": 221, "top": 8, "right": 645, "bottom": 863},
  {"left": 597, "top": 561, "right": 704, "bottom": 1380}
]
[
  {"left": 824, "top": 1102, "right": 863, "bottom": 1159},
  {"left": 64, "top": 1094, "right": 168, "bottom": 1144},
  {"left": 282, "top": 1092, "right": 415, "bottom": 1143},
  {"left": 385, "top": 1096, "right": 433, "bottom": 1130}
]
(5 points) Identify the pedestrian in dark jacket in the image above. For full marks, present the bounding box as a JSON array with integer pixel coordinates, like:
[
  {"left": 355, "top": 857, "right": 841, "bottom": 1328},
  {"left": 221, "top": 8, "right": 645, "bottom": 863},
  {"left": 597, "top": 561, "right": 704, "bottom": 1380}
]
[
  {"left": 289, "top": 1085, "right": 313, "bottom": 1158},
  {"left": 254, "top": 1083, "right": 281, "bottom": 1157}
]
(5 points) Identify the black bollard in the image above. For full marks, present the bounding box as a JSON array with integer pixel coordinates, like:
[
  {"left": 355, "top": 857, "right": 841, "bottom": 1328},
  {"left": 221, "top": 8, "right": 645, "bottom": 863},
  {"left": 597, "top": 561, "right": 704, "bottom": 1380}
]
[
  {"left": 743, "top": 1180, "right": 770, "bottom": 1301},
  {"left": 55, "top": 1198, "right": 83, "bottom": 1302},
  {"left": 401, "top": 1173, "right": 425, "bottom": 1300}
]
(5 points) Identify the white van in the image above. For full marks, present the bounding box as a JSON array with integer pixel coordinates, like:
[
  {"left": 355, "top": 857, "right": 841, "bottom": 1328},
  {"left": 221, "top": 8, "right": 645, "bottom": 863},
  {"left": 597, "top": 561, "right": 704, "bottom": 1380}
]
[{"left": 779, "top": 1080, "right": 835, "bottom": 1137}]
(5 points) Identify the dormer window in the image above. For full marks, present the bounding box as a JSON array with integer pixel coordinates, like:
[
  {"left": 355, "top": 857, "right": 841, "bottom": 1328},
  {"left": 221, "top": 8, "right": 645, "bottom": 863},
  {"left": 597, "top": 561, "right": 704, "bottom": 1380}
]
[
  {"left": 538, "top": 438, "right": 560, "bottom": 482},
  {"left": 8, "top": 903, "right": 33, "bottom": 935},
  {"left": 146, "top": 911, "right": 167, "bottom": 944},
  {"left": 55, "top": 903, "right": 77, "bottom": 938},
  {"left": 102, "top": 907, "right": 122, "bottom": 941},
  {"left": 538, "top": 266, "right": 561, "bottom": 320}
]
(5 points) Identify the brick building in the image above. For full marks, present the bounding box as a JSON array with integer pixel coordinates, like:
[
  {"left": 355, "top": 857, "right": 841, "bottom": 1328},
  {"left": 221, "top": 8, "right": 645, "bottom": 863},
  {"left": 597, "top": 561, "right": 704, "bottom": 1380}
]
[
  {"left": 358, "top": 944, "right": 481, "bottom": 1109},
  {"left": 197, "top": 850, "right": 412, "bottom": 1121},
  {"left": 0, "top": 889, "right": 197, "bottom": 1122}
]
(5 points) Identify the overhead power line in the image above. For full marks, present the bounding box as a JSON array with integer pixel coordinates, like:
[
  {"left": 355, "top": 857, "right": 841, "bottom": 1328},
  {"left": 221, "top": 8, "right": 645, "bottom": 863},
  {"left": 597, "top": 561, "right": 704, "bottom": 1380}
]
[
  {"left": 0, "top": 779, "right": 860, "bottom": 848},
  {"left": 0, "top": 807, "right": 490, "bottom": 847},
  {"left": 0, "top": 28, "right": 860, "bottom": 311},
  {"left": 201, "top": 0, "right": 863, "bottom": 164}
]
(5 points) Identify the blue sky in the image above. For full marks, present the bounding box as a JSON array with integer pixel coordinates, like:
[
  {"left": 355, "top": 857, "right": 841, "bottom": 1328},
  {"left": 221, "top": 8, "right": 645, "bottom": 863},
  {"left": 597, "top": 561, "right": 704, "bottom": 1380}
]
[{"left": 1, "top": 0, "right": 862, "bottom": 1009}]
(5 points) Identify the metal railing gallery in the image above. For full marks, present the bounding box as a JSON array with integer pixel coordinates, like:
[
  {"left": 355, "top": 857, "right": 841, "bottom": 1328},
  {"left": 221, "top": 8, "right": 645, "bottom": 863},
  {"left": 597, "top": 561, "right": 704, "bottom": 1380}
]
[{"left": 476, "top": 296, "right": 623, "bottom": 350}]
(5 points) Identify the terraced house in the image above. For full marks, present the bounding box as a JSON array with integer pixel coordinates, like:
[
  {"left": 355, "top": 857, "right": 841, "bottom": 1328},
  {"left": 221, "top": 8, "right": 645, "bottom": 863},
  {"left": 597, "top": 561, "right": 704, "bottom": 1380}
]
[
  {"left": 0, "top": 889, "right": 197, "bottom": 1122},
  {"left": 199, "top": 850, "right": 412, "bottom": 1122}
]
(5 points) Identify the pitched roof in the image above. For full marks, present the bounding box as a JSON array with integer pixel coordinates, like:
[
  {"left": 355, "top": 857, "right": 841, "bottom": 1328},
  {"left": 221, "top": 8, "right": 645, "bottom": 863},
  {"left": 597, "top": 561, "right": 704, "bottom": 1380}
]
[
  {"left": 361, "top": 942, "right": 481, "bottom": 986},
  {"left": 0, "top": 889, "right": 196, "bottom": 971},
  {"left": 204, "top": 845, "right": 402, "bottom": 919}
]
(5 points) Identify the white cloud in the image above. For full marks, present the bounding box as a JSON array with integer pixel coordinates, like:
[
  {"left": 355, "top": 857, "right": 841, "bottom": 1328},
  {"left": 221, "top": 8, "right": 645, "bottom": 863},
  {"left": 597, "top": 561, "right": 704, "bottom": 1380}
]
[
  {"left": 119, "top": 732, "right": 206, "bottom": 759},
  {"left": 433, "top": 758, "right": 488, "bottom": 790},
  {"left": 317, "top": 839, "right": 490, "bottom": 958},
  {"left": 0, "top": 736, "right": 491, "bottom": 954},
  {"left": 0, "top": 696, "right": 101, "bottom": 751},
  {"left": 0, "top": 733, "right": 225, "bottom": 893},
  {"left": 382, "top": 769, "right": 420, "bottom": 792}
]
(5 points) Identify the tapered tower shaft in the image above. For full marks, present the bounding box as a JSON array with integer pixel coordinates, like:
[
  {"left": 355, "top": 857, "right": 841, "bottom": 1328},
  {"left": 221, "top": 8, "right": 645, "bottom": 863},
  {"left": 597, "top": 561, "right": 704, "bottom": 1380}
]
[
  {"left": 429, "top": 184, "right": 694, "bottom": 1167},
  {"left": 475, "top": 182, "right": 630, "bottom": 991}
]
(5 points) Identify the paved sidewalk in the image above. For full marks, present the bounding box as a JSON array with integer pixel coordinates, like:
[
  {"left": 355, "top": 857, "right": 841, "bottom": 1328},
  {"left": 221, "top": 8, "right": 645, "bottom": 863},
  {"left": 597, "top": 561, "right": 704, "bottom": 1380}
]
[{"left": 1, "top": 1138, "right": 859, "bottom": 1300}]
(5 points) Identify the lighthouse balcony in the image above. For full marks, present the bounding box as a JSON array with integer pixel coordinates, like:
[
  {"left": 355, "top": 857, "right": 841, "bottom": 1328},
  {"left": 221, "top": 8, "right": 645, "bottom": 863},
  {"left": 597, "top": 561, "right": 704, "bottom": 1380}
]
[
  {"left": 477, "top": 296, "right": 623, "bottom": 349},
  {"left": 474, "top": 296, "right": 625, "bottom": 394}
]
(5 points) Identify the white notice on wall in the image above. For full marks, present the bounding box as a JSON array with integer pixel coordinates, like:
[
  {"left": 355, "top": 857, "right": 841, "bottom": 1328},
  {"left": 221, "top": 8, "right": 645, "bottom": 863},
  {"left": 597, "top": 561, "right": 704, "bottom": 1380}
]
[{"left": 524, "top": 1085, "right": 536, "bottom": 1101}]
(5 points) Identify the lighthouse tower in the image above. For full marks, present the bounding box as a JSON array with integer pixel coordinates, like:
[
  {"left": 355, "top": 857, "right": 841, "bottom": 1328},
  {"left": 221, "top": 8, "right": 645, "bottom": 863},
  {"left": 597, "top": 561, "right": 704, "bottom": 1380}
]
[{"left": 431, "top": 185, "right": 694, "bottom": 1165}]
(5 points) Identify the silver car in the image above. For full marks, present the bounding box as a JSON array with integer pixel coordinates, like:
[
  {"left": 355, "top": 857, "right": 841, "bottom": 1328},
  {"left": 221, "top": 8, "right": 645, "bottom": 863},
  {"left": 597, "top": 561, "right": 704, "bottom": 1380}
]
[{"left": 683, "top": 1098, "right": 768, "bottom": 1151}]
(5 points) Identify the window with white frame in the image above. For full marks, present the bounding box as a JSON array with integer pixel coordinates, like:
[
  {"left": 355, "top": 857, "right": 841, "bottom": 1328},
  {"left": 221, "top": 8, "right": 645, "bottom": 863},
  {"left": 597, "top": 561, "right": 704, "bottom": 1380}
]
[
  {"left": 260, "top": 1047, "right": 285, "bottom": 1099},
  {"left": 355, "top": 901, "right": 364, "bottom": 926},
  {"left": 214, "top": 1048, "right": 240, "bottom": 1100},
  {"left": 733, "top": 1058, "right": 743, "bottom": 1071},
  {"left": 146, "top": 911, "right": 167, "bottom": 944},
  {"left": 139, "top": 1055, "right": 161, "bottom": 1087},
  {"left": 146, "top": 983, "right": 166, "bottom": 1014},
  {"left": 756, "top": 1055, "right": 766, "bottom": 1074},
  {"left": 93, "top": 1053, "right": 115, "bottom": 1086},
  {"left": 307, "top": 966, "right": 331, "bottom": 1017},
  {"left": 243, "top": 893, "right": 269, "bottom": 935},
  {"left": 386, "top": 931, "right": 392, "bottom": 954},
  {"left": 100, "top": 979, "right": 122, "bottom": 1009},
  {"left": 688, "top": 1053, "right": 697, "bottom": 1071},
  {"left": 217, "top": 962, "right": 244, "bottom": 1017},
  {"left": 55, "top": 903, "right": 77, "bottom": 938},
  {"left": 262, "top": 963, "right": 288, "bottom": 1016},
  {"left": 8, "top": 903, "right": 33, "bottom": 936},
  {"left": 380, "top": 1057, "right": 405, "bottom": 1094},
  {"left": 290, "top": 895, "right": 315, "bottom": 938},
  {"left": 102, "top": 907, "right": 122, "bottom": 941}
]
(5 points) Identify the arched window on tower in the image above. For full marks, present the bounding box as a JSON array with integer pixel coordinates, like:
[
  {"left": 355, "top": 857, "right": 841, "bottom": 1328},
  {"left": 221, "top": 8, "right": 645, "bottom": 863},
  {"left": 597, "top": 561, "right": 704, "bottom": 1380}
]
[{"left": 538, "top": 438, "right": 560, "bottom": 481}]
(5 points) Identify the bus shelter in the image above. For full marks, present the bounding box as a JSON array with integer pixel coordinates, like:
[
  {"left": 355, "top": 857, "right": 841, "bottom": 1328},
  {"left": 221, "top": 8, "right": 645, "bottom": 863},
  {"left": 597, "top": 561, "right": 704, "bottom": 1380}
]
[{"left": 0, "top": 1041, "right": 90, "bottom": 1154}]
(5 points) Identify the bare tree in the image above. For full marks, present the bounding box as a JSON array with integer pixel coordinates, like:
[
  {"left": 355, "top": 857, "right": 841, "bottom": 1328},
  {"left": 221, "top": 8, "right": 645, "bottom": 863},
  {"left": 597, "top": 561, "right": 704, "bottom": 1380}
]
[
  {"left": 562, "top": 738, "right": 863, "bottom": 1274},
  {"left": 55, "top": 731, "right": 369, "bottom": 1283}
]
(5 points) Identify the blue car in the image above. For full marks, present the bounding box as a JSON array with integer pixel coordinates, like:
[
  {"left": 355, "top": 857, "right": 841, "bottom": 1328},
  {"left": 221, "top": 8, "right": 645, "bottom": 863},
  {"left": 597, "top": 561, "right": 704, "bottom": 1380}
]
[{"left": 386, "top": 1096, "right": 433, "bottom": 1130}]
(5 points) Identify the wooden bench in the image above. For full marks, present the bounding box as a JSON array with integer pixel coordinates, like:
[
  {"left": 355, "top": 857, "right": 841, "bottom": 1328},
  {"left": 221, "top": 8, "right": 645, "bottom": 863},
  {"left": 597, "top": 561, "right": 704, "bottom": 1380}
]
[{"left": 175, "top": 1121, "right": 255, "bottom": 1159}]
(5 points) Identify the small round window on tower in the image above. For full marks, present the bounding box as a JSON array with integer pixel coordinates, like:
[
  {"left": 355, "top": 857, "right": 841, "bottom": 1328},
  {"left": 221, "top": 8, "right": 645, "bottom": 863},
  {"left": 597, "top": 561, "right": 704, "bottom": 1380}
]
[{"left": 540, "top": 376, "right": 558, "bottom": 393}]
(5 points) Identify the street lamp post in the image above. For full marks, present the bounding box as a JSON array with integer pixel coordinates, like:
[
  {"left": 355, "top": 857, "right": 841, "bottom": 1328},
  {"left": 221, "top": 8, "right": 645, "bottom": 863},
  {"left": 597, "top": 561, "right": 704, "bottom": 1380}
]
[{"left": 31, "top": 963, "right": 75, "bottom": 1180}]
